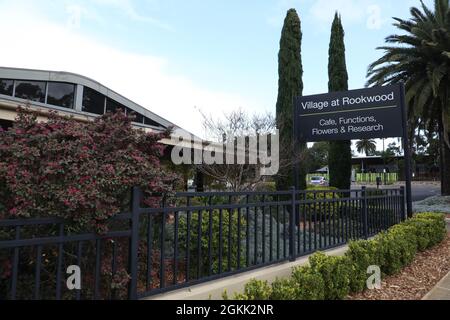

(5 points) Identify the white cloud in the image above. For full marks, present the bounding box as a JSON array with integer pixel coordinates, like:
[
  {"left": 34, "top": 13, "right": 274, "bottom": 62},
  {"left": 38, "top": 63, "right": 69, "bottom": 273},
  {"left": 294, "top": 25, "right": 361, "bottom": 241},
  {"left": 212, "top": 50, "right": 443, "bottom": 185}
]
[
  {"left": 91, "top": 0, "right": 173, "bottom": 31},
  {"left": 0, "top": 1, "right": 260, "bottom": 138}
]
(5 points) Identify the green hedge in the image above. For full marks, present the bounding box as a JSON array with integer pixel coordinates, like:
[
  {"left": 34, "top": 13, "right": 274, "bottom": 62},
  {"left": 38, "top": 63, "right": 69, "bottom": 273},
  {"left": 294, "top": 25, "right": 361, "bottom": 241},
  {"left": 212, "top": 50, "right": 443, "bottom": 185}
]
[
  {"left": 227, "top": 212, "right": 446, "bottom": 300},
  {"left": 308, "top": 252, "right": 353, "bottom": 300},
  {"left": 223, "top": 266, "right": 325, "bottom": 300}
]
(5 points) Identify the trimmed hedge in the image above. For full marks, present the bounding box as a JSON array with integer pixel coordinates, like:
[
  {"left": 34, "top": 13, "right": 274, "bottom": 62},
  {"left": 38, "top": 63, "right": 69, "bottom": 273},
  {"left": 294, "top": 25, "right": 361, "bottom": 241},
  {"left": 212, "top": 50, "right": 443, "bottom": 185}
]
[
  {"left": 291, "top": 265, "right": 325, "bottom": 300},
  {"left": 308, "top": 252, "right": 353, "bottom": 300},
  {"left": 224, "top": 265, "right": 325, "bottom": 300},
  {"left": 227, "top": 212, "right": 446, "bottom": 300}
]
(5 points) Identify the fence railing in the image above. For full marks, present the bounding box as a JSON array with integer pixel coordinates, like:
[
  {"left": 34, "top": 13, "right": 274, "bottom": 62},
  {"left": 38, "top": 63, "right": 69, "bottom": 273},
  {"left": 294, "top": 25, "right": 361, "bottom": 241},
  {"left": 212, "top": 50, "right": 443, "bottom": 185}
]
[{"left": 0, "top": 186, "right": 405, "bottom": 300}]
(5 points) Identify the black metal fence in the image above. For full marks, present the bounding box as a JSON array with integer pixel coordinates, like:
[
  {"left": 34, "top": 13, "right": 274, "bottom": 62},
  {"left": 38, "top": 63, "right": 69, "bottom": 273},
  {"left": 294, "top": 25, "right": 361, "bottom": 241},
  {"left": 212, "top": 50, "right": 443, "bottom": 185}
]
[{"left": 0, "top": 186, "right": 405, "bottom": 300}]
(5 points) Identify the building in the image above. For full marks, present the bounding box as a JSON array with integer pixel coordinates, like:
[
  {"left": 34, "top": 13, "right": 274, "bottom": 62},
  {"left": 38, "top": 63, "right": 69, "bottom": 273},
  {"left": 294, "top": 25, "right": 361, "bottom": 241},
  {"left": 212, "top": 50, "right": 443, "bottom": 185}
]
[
  {"left": 0, "top": 66, "right": 195, "bottom": 147},
  {"left": 351, "top": 155, "right": 440, "bottom": 181},
  {"left": 0, "top": 67, "right": 234, "bottom": 191}
]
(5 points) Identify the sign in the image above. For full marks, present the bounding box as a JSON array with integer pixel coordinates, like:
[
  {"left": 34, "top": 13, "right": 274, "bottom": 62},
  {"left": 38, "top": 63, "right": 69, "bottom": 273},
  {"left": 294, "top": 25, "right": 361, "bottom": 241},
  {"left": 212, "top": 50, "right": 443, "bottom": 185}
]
[{"left": 295, "top": 84, "right": 403, "bottom": 142}]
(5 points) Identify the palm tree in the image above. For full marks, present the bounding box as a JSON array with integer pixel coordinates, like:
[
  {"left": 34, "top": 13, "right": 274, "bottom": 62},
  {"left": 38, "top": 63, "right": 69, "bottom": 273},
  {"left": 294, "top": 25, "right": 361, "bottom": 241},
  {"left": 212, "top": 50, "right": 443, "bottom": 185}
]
[
  {"left": 356, "top": 139, "right": 377, "bottom": 156},
  {"left": 356, "top": 139, "right": 377, "bottom": 173},
  {"left": 366, "top": 0, "right": 450, "bottom": 195}
]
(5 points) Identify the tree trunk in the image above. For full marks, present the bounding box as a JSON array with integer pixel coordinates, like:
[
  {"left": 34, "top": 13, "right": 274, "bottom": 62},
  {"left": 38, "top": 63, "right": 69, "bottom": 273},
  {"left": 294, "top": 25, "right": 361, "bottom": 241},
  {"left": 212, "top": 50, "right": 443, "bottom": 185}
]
[
  {"left": 439, "top": 118, "right": 450, "bottom": 196},
  {"left": 441, "top": 130, "right": 450, "bottom": 196}
]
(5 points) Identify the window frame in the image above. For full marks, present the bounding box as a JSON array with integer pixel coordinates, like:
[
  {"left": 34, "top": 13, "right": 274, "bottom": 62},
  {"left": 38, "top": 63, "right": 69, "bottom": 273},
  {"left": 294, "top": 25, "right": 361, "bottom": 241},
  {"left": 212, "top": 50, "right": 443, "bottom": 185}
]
[
  {"left": 0, "top": 79, "right": 14, "bottom": 96},
  {"left": 13, "top": 80, "right": 47, "bottom": 103},
  {"left": 82, "top": 86, "right": 106, "bottom": 115},
  {"left": 45, "top": 81, "right": 76, "bottom": 109}
]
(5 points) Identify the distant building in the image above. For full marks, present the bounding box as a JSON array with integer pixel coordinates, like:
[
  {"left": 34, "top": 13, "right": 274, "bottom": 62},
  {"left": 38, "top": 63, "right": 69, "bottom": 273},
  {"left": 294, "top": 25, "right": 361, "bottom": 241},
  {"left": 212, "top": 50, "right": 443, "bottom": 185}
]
[{"left": 352, "top": 155, "right": 440, "bottom": 181}]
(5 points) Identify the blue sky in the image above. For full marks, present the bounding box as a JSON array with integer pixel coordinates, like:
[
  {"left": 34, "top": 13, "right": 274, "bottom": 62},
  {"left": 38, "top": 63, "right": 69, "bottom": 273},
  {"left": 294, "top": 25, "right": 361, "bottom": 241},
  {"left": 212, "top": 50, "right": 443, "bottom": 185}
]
[{"left": 0, "top": 0, "right": 432, "bottom": 144}]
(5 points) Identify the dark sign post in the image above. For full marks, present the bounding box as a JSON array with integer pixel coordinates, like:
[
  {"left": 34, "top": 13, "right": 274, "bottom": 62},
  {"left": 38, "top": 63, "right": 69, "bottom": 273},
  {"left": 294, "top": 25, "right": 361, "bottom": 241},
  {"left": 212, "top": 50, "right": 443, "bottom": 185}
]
[{"left": 294, "top": 83, "right": 412, "bottom": 217}]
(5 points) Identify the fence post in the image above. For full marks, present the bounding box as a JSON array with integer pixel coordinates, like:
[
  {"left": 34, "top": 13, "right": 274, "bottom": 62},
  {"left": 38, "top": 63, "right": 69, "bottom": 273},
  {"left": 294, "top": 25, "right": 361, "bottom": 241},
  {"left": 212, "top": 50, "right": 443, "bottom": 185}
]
[
  {"left": 289, "top": 187, "right": 296, "bottom": 262},
  {"left": 361, "top": 186, "right": 369, "bottom": 240},
  {"left": 400, "top": 186, "right": 406, "bottom": 222},
  {"left": 128, "top": 186, "right": 141, "bottom": 300}
]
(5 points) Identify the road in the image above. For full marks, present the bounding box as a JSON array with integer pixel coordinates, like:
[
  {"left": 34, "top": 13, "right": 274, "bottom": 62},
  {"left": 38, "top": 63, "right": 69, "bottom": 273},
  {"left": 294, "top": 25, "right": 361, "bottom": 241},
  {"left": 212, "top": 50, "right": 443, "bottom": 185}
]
[
  {"left": 410, "top": 183, "right": 441, "bottom": 202},
  {"left": 350, "top": 182, "right": 441, "bottom": 202}
]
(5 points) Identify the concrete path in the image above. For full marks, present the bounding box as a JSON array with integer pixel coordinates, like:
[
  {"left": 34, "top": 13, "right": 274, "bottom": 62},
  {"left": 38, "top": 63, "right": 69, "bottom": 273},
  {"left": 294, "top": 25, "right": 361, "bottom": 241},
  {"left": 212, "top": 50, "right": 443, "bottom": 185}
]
[
  {"left": 422, "top": 219, "right": 450, "bottom": 300},
  {"left": 422, "top": 271, "right": 450, "bottom": 300}
]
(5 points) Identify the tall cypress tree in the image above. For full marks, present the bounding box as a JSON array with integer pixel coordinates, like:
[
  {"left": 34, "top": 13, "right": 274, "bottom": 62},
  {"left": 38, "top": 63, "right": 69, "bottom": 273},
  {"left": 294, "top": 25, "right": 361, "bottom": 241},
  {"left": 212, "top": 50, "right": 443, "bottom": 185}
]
[
  {"left": 275, "top": 8, "right": 306, "bottom": 191},
  {"left": 328, "top": 13, "right": 352, "bottom": 190}
]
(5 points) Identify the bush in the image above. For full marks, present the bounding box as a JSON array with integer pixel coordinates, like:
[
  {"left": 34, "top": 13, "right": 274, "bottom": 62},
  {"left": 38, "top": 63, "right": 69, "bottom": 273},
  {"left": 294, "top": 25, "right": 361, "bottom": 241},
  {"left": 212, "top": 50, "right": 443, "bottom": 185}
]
[
  {"left": 224, "top": 212, "right": 446, "bottom": 300},
  {"left": 178, "top": 209, "right": 246, "bottom": 275},
  {"left": 0, "top": 108, "right": 180, "bottom": 233},
  {"left": 291, "top": 265, "right": 325, "bottom": 300},
  {"left": 303, "top": 187, "right": 340, "bottom": 219},
  {"left": 233, "top": 279, "right": 272, "bottom": 300},
  {"left": 0, "top": 109, "right": 181, "bottom": 299},
  {"left": 345, "top": 239, "right": 380, "bottom": 293},
  {"left": 254, "top": 182, "right": 277, "bottom": 192},
  {"left": 402, "top": 216, "right": 445, "bottom": 251},
  {"left": 374, "top": 224, "right": 417, "bottom": 275},
  {"left": 347, "top": 212, "right": 445, "bottom": 282},
  {"left": 270, "top": 278, "right": 299, "bottom": 300},
  {"left": 414, "top": 213, "right": 447, "bottom": 246},
  {"left": 308, "top": 252, "right": 352, "bottom": 300}
]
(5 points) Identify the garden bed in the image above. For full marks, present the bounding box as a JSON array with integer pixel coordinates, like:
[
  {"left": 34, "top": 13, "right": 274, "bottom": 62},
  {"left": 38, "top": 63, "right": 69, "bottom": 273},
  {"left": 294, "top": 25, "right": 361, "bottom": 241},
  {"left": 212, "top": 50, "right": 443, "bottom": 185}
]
[
  {"left": 225, "top": 213, "right": 447, "bottom": 300},
  {"left": 348, "top": 233, "right": 450, "bottom": 300}
]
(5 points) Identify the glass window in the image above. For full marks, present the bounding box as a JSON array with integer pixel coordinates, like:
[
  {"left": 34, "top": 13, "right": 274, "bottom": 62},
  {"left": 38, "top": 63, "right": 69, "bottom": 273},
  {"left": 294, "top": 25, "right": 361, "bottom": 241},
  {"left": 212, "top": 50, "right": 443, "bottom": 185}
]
[
  {"left": 0, "top": 79, "right": 13, "bottom": 96},
  {"left": 14, "top": 80, "right": 46, "bottom": 103},
  {"left": 46, "top": 82, "right": 75, "bottom": 108},
  {"left": 106, "top": 98, "right": 126, "bottom": 114},
  {"left": 144, "top": 116, "right": 163, "bottom": 128},
  {"left": 126, "top": 108, "right": 144, "bottom": 123},
  {"left": 134, "top": 112, "right": 144, "bottom": 124},
  {"left": 82, "top": 87, "right": 105, "bottom": 115}
]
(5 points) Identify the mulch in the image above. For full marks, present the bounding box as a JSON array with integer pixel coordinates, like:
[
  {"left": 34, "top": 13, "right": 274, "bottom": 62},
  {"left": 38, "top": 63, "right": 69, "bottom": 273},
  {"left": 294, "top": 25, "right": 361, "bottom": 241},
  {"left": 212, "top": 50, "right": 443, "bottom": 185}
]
[{"left": 348, "top": 233, "right": 450, "bottom": 300}]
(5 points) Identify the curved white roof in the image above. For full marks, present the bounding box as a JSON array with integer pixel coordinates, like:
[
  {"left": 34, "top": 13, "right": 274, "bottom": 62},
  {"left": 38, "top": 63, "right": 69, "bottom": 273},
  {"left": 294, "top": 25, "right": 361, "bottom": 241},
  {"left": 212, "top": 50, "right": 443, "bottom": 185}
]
[{"left": 0, "top": 66, "right": 193, "bottom": 135}]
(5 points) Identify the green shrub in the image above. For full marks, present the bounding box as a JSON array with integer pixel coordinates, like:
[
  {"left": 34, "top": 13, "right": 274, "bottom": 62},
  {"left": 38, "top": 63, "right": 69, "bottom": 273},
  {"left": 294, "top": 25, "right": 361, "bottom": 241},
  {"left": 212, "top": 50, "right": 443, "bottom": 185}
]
[
  {"left": 233, "top": 279, "right": 272, "bottom": 300},
  {"left": 270, "top": 278, "right": 299, "bottom": 300},
  {"left": 375, "top": 224, "right": 417, "bottom": 275},
  {"left": 291, "top": 265, "right": 325, "bottom": 300},
  {"left": 347, "top": 212, "right": 446, "bottom": 290},
  {"left": 308, "top": 252, "right": 352, "bottom": 300},
  {"left": 346, "top": 239, "right": 380, "bottom": 293},
  {"left": 303, "top": 187, "right": 340, "bottom": 219},
  {"left": 414, "top": 213, "right": 447, "bottom": 246},
  {"left": 254, "top": 182, "right": 277, "bottom": 192},
  {"left": 415, "top": 212, "right": 446, "bottom": 223},
  {"left": 226, "top": 212, "right": 446, "bottom": 301},
  {"left": 178, "top": 209, "right": 246, "bottom": 275},
  {"left": 402, "top": 217, "right": 444, "bottom": 251}
]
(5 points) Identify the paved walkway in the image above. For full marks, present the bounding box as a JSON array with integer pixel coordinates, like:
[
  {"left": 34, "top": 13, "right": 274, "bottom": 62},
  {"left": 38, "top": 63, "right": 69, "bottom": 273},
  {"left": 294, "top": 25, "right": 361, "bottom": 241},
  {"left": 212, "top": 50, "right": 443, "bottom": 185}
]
[
  {"left": 423, "top": 271, "right": 450, "bottom": 300},
  {"left": 423, "top": 219, "right": 450, "bottom": 300}
]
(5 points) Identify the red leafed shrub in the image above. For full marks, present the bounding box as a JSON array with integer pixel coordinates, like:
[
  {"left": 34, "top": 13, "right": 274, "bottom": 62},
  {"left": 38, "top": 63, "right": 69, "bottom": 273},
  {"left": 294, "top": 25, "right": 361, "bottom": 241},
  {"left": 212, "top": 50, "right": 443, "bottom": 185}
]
[{"left": 0, "top": 107, "right": 180, "bottom": 233}]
